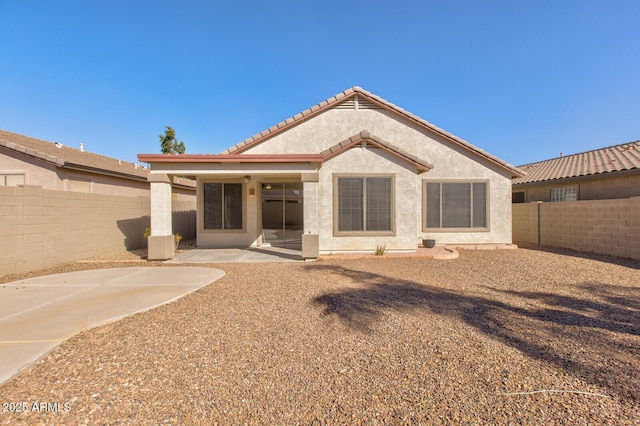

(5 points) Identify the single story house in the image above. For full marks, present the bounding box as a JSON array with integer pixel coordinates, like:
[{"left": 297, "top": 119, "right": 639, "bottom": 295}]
[
  {"left": 138, "top": 87, "right": 523, "bottom": 260},
  {"left": 0, "top": 129, "right": 195, "bottom": 200},
  {"left": 513, "top": 141, "right": 640, "bottom": 202}
]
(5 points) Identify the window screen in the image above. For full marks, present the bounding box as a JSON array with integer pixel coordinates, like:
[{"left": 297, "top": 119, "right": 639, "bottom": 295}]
[
  {"left": 472, "top": 183, "right": 487, "bottom": 227},
  {"left": 338, "top": 178, "right": 364, "bottom": 232},
  {"left": 223, "top": 183, "right": 243, "bottom": 229},
  {"left": 442, "top": 183, "right": 471, "bottom": 228},
  {"left": 337, "top": 176, "right": 392, "bottom": 233},
  {"left": 425, "top": 182, "right": 488, "bottom": 229},
  {"left": 204, "top": 183, "right": 242, "bottom": 229},
  {"left": 426, "top": 183, "right": 441, "bottom": 228},
  {"left": 365, "top": 177, "right": 392, "bottom": 231}
]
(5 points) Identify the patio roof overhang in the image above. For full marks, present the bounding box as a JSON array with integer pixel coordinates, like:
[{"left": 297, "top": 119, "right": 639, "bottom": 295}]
[
  {"left": 137, "top": 153, "right": 324, "bottom": 163},
  {"left": 137, "top": 154, "right": 324, "bottom": 177},
  {"left": 138, "top": 130, "right": 433, "bottom": 176}
]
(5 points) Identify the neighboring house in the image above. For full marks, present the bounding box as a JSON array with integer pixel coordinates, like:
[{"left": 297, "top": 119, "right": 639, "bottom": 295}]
[
  {"left": 138, "top": 86, "right": 523, "bottom": 260},
  {"left": 513, "top": 141, "right": 640, "bottom": 203},
  {"left": 0, "top": 129, "right": 195, "bottom": 200}
]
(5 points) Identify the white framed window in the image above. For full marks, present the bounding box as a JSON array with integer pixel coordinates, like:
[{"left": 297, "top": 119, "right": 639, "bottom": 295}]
[
  {"left": 424, "top": 181, "right": 489, "bottom": 231},
  {"left": 68, "top": 179, "right": 92, "bottom": 193},
  {"left": 334, "top": 174, "right": 395, "bottom": 235},
  {"left": 550, "top": 186, "right": 577, "bottom": 202},
  {"left": 203, "top": 182, "right": 243, "bottom": 230},
  {"left": 0, "top": 173, "right": 25, "bottom": 187}
]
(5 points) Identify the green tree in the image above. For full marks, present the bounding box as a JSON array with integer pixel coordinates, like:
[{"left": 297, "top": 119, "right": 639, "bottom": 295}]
[{"left": 159, "top": 126, "right": 186, "bottom": 154}]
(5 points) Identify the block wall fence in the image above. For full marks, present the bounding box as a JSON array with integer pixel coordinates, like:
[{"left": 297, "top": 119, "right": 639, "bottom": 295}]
[
  {"left": 0, "top": 185, "right": 196, "bottom": 277},
  {"left": 512, "top": 197, "right": 640, "bottom": 260}
]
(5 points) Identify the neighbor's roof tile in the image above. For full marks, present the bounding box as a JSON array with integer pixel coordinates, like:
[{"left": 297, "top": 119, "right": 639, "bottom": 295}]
[
  {"left": 513, "top": 141, "right": 640, "bottom": 185},
  {"left": 0, "top": 129, "right": 150, "bottom": 180}
]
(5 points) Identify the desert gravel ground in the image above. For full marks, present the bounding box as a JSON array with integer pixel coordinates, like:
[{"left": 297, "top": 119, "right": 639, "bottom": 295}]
[{"left": 1, "top": 246, "right": 639, "bottom": 424}]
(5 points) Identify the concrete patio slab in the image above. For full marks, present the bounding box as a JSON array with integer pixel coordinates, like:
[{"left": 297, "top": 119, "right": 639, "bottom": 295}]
[
  {"left": 168, "top": 246, "right": 303, "bottom": 263},
  {"left": 0, "top": 267, "right": 224, "bottom": 385}
]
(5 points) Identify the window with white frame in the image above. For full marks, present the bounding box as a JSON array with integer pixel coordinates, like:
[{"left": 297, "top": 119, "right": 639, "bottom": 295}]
[
  {"left": 68, "top": 179, "right": 91, "bottom": 193},
  {"left": 203, "top": 183, "right": 243, "bottom": 229},
  {"left": 550, "top": 186, "right": 577, "bottom": 202},
  {"left": 0, "top": 173, "right": 25, "bottom": 187},
  {"left": 424, "top": 181, "right": 488, "bottom": 230},
  {"left": 335, "top": 175, "right": 394, "bottom": 234}
]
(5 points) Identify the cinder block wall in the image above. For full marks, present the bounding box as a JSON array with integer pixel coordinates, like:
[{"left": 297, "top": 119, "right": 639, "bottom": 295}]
[
  {"left": 512, "top": 202, "right": 540, "bottom": 244},
  {"left": 0, "top": 186, "right": 196, "bottom": 277},
  {"left": 512, "top": 197, "right": 639, "bottom": 260}
]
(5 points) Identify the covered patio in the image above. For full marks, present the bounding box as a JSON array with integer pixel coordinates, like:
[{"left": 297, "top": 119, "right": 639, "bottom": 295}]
[{"left": 138, "top": 153, "right": 323, "bottom": 261}]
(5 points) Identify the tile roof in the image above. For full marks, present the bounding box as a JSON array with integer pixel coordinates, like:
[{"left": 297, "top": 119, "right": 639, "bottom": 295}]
[
  {"left": 0, "top": 129, "right": 149, "bottom": 181},
  {"left": 221, "top": 86, "right": 523, "bottom": 178},
  {"left": 513, "top": 140, "right": 640, "bottom": 185},
  {"left": 320, "top": 130, "right": 433, "bottom": 174},
  {"left": 139, "top": 130, "right": 433, "bottom": 174}
]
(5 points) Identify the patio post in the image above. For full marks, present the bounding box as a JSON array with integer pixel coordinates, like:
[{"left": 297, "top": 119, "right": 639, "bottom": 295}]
[
  {"left": 148, "top": 173, "right": 175, "bottom": 260},
  {"left": 302, "top": 173, "right": 319, "bottom": 259}
]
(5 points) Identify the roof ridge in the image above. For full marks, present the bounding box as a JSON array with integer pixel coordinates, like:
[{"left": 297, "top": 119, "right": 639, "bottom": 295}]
[{"left": 220, "top": 87, "right": 361, "bottom": 154}]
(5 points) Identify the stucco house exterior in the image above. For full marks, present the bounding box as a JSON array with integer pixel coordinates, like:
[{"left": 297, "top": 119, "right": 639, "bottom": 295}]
[
  {"left": 0, "top": 129, "right": 195, "bottom": 200},
  {"left": 513, "top": 140, "right": 640, "bottom": 203},
  {"left": 138, "top": 87, "right": 523, "bottom": 260}
]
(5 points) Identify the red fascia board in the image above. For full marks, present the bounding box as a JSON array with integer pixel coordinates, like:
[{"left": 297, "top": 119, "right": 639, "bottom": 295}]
[{"left": 138, "top": 154, "right": 324, "bottom": 163}]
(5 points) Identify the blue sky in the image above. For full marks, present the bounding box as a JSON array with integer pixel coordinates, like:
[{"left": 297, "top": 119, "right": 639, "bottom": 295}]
[{"left": 1, "top": 1, "right": 638, "bottom": 166}]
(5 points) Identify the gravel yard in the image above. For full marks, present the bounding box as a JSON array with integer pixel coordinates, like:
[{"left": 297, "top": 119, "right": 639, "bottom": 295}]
[{"left": 1, "top": 246, "right": 639, "bottom": 424}]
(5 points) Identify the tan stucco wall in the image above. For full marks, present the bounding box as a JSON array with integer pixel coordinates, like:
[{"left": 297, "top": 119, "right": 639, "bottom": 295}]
[
  {"left": 196, "top": 178, "right": 260, "bottom": 247},
  {"left": 0, "top": 148, "right": 62, "bottom": 189},
  {"left": 61, "top": 169, "right": 150, "bottom": 196},
  {"left": 515, "top": 172, "right": 640, "bottom": 202},
  {"left": 1, "top": 148, "right": 196, "bottom": 199},
  {"left": 172, "top": 186, "right": 197, "bottom": 202},
  {"left": 189, "top": 164, "right": 317, "bottom": 247},
  {"left": 242, "top": 107, "right": 514, "bottom": 249},
  {"left": 318, "top": 147, "right": 418, "bottom": 252}
]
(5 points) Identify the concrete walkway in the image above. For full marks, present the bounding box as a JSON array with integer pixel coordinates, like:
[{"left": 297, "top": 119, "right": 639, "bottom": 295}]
[{"left": 0, "top": 267, "right": 224, "bottom": 385}]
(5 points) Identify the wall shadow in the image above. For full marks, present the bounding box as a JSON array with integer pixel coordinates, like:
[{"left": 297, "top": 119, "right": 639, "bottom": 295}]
[
  {"left": 307, "top": 263, "right": 640, "bottom": 401},
  {"left": 172, "top": 209, "right": 196, "bottom": 240},
  {"left": 117, "top": 216, "right": 150, "bottom": 250},
  {"left": 117, "top": 210, "right": 196, "bottom": 251},
  {"left": 516, "top": 243, "right": 640, "bottom": 270},
  {"left": 246, "top": 247, "right": 302, "bottom": 261}
]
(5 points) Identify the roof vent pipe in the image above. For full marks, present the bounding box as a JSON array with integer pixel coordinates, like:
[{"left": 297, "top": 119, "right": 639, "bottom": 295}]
[{"left": 80, "top": 143, "right": 84, "bottom": 152}]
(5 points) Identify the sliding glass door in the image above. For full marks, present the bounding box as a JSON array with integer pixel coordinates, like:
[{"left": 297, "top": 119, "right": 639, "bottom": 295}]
[{"left": 261, "top": 182, "right": 303, "bottom": 246}]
